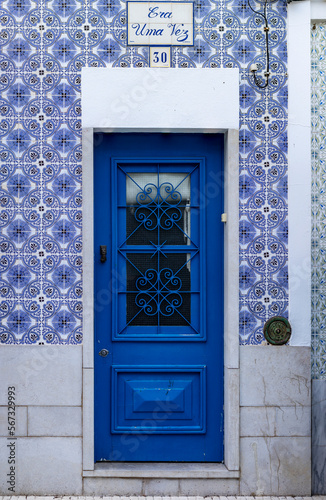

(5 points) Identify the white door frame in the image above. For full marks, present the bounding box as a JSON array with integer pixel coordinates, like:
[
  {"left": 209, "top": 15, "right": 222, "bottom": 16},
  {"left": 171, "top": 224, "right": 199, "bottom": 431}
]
[{"left": 81, "top": 68, "right": 240, "bottom": 479}]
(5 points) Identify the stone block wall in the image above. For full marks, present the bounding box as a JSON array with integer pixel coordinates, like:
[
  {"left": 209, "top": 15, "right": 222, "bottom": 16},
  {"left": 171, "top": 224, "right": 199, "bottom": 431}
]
[
  {"left": 239, "top": 346, "right": 311, "bottom": 496},
  {"left": 0, "top": 344, "right": 312, "bottom": 496},
  {"left": 0, "top": 346, "right": 83, "bottom": 495},
  {"left": 312, "top": 379, "right": 326, "bottom": 494}
]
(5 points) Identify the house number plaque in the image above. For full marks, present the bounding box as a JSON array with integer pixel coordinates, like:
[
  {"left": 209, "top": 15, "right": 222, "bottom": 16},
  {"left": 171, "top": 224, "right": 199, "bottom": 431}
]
[{"left": 127, "top": 1, "right": 194, "bottom": 46}]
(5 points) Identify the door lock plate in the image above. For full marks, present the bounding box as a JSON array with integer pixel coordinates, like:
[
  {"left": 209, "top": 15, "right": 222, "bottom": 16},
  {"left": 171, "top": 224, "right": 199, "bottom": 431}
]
[{"left": 99, "top": 349, "right": 109, "bottom": 357}]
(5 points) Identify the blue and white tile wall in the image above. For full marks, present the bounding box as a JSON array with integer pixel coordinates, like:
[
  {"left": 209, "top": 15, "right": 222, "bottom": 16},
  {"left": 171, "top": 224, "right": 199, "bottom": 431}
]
[
  {"left": 312, "top": 22, "right": 326, "bottom": 379},
  {"left": 0, "top": 0, "right": 288, "bottom": 344}
]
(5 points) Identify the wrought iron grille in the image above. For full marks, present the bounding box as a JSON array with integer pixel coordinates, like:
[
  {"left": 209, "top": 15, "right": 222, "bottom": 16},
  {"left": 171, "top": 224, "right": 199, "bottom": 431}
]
[{"left": 116, "top": 165, "right": 200, "bottom": 333}]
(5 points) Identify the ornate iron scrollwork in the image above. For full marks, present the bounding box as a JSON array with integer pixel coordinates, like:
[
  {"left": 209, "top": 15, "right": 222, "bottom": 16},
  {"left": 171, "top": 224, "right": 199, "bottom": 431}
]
[
  {"left": 124, "top": 171, "right": 194, "bottom": 328},
  {"left": 135, "top": 267, "right": 183, "bottom": 317},
  {"left": 135, "top": 182, "right": 183, "bottom": 230}
]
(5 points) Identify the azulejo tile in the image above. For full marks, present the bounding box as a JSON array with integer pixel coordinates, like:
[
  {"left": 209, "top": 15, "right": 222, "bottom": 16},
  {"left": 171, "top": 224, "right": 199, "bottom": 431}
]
[
  {"left": 93, "top": 35, "right": 123, "bottom": 63},
  {"left": 0, "top": 0, "right": 288, "bottom": 345},
  {"left": 312, "top": 334, "right": 326, "bottom": 379},
  {"left": 312, "top": 23, "right": 326, "bottom": 379}
]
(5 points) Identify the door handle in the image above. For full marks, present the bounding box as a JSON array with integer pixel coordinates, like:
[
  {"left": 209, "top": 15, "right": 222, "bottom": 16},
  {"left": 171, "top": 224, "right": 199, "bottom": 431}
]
[{"left": 100, "top": 245, "right": 107, "bottom": 263}]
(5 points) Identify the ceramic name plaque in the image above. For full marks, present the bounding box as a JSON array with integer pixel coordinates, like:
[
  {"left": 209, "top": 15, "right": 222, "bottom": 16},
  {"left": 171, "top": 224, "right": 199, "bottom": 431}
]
[{"left": 127, "top": 1, "right": 194, "bottom": 46}]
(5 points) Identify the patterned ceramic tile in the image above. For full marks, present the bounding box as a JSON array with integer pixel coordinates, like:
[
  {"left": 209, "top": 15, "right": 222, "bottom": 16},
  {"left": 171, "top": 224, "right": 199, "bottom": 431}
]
[
  {"left": 311, "top": 22, "right": 326, "bottom": 378},
  {"left": 0, "top": 0, "right": 288, "bottom": 344},
  {"left": 312, "top": 333, "right": 326, "bottom": 379}
]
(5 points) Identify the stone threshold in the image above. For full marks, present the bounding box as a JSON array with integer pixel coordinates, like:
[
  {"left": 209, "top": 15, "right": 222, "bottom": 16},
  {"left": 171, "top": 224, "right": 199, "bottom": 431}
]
[
  {"left": 83, "top": 462, "right": 240, "bottom": 479},
  {"left": 0, "top": 496, "right": 322, "bottom": 499}
]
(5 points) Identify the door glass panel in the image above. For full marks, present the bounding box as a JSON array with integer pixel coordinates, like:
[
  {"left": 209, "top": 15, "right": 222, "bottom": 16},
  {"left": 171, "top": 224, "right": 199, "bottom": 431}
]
[
  {"left": 126, "top": 173, "right": 191, "bottom": 246},
  {"left": 116, "top": 162, "right": 202, "bottom": 337},
  {"left": 126, "top": 252, "right": 191, "bottom": 326},
  {"left": 124, "top": 171, "right": 193, "bottom": 328}
]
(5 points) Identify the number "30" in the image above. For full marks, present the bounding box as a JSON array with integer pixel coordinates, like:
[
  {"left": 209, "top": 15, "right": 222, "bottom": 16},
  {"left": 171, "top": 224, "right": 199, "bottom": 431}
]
[{"left": 153, "top": 51, "right": 168, "bottom": 63}]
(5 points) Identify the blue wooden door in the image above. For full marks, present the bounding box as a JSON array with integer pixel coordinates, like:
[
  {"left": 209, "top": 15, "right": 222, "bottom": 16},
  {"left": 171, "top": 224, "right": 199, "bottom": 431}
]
[{"left": 94, "top": 133, "right": 224, "bottom": 462}]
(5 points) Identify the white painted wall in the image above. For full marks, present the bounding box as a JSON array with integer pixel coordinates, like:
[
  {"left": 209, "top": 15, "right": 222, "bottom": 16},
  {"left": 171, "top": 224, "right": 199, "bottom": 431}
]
[
  {"left": 81, "top": 68, "right": 239, "bottom": 131},
  {"left": 311, "top": 0, "right": 326, "bottom": 21},
  {"left": 288, "top": 0, "right": 312, "bottom": 346}
]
